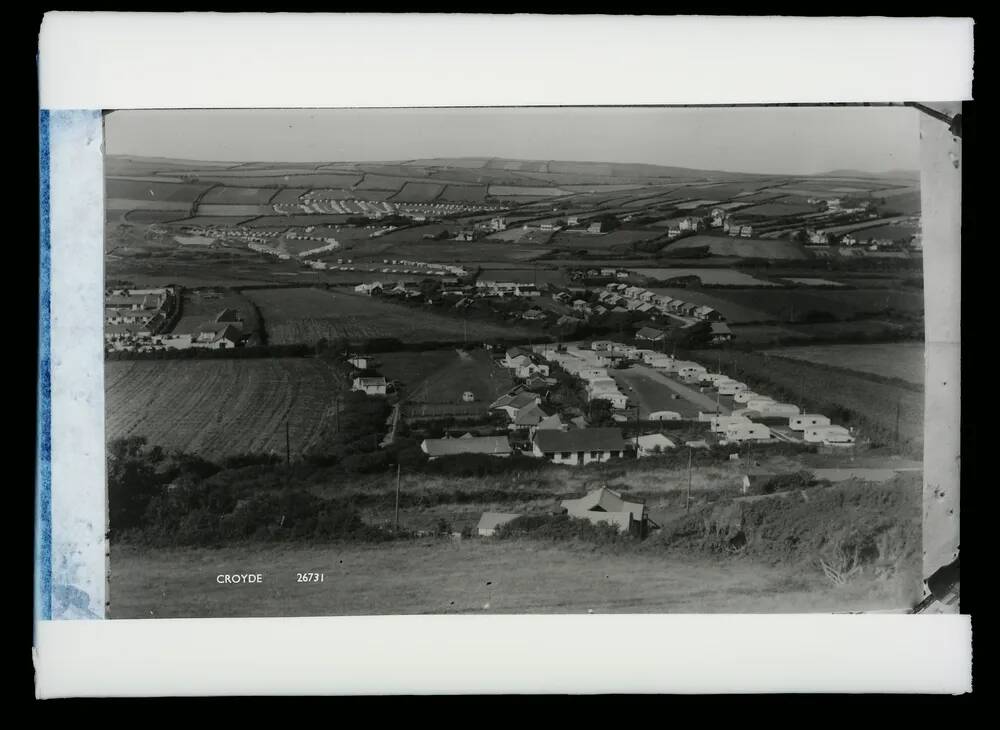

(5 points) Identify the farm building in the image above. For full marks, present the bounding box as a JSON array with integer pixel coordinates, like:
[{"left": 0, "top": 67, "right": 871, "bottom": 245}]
[
  {"left": 560, "top": 487, "right": 655, "bottom": 536},
  {"left": 348, "top": 355, "right": 370, "bottom": 370},
  {"left": 194, "top": 324, "right": 243, "bottom": 349},
  {"left": 532, "top": 428, "right": 628, "bottom": 466},
  {"left": 354, "top": 282, "right": 383, "bottom": 296},
  {"left": 803, "top": 425, "right": 855, "bottom": 445},
  {"left": 635, "top": 326, "right": 665, "bottom": 342},
  {"left": 709, "top": 323, "right": 734, "bottom": 344},
  {"left": 721, "top": 422, "right": 771, "bottom": 443},
  {"left": 352, "top": 376, "right": 388, "bottom": 396},
  {"left": 635, "top": 433, "right": 676, "bottom": 457},
  {"left": 648, "top": 410, "right": 682, "bottom": 421},
  {"left": 420, "top": 435, "right": 513, "bottom": 459},
  {"left": 789, "top": 414, "right": 832, "bottom": 431},
  {"left": 477, "top": 512, "right": 521, "bottom": 537}
]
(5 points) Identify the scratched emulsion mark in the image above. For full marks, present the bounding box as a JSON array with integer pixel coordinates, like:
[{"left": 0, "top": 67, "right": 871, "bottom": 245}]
[
  {"left": 46, "top": 110, "right": 107, "bottom": 620},
  {"left": 36, "top": 109, "right": 52, "bottom": 621}
]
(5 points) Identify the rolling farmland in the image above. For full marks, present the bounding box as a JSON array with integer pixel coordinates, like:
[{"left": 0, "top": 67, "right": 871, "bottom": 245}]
[
  {"left": 105, "top": 359, "right": 345, "bottom": 460},
  {"left": 764, "top": 343, "right": 925, "bottom": 385},
  {"left": 245, "top": 287, "right": 537, "bottom": 345},
  {"left": 663, "top": 235, "right": 808, "bottom": 260}
]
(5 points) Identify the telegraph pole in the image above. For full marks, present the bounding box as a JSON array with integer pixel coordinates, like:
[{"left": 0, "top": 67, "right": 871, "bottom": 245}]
[
  {"left": 686, "top": 447, "right": 692, "bottom": 512},
  {"left": 285, "top": 420, "right": 291, "bottom": 468},
  {"left": 394, "top": 463, "right": 401, "bottom": 532},
  {"left": 895, "top": 399, "right": 901, "bottom": 448}
]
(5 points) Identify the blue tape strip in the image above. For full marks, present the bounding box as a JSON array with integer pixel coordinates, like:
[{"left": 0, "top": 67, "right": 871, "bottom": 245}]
[{"left": 37, "top": 109, "right": 52, "bottom": 621}]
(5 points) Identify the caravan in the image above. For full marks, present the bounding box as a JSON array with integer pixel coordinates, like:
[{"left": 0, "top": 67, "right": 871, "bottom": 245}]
[
  {"left": 721, "top": 422, "right": 771, "bottom": 444},
  {"left": 717, "top": 380, "right": 749, "bottom": 396},
  {"left": 710, "top": 414, "right": 752, "bottom": 433},
  {"left": 789, "top": 414, "right": 831, "bottom": 431},
  {"left": 804, "top": 425, "right": 855, "bottom": 445}
]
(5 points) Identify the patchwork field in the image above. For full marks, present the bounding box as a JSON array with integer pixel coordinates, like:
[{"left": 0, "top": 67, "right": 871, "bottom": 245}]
[
  {"left": 391, "top": 182, "right": 445, "bottom": 202},
  {"left": 245, "top": 287, "right": 536, "bottom": 345},
  {"left": 764, "top": 343, "right": 925, "bottom": 386},
  {"left": 200, "top": 186, "right": 278, "bottom": 205},
  {"left": 105, "top": 359, "right": 345, "bottom": 460}
]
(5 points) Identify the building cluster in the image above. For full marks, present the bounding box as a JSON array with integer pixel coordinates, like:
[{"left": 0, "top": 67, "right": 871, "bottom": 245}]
[
  {"left": 105, "top": 287, "right": 248, "bottom": 353},
  {"left": 599, "top": 283, "right": 727, "bottom": 332},
  {"left": 104, "top": 287, "right": 173, "bottom": 350}
]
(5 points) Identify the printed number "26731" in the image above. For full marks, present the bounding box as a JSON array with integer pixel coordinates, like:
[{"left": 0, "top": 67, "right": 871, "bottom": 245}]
[{"left": 296, "top": 573, "right": 325, "bottom": 583}]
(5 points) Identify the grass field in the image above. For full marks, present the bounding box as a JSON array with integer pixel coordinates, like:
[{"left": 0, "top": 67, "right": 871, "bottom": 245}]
[
  {"left": 630, "top": 268, "right": 779, "bottom": 286},
  {"left": 106, "top": 179, "right": 211, "bottom": 203},
  {"left": 378, "top": 349, "right": 515, "bottom": 408},
  {"left": 651, "top": 287, "right": 922, "bottom": 323},
  {"left": 664, "top": 235, "right": 808, "bottom": 260},
  {"left": 105, "top": 359, "right": 345, "bottom": 460},
  {"left": 737, "top": 202, "right": 817, "bottom": 217},
  {"left": 245, "top": 287, "right": 537, "bottom": 345},
  {"left": 764, "top": 343, "right": 924, "bottom": 385},
  {"left": 109, "top": 538, "right": 916, "bottom": 618},
  {"left": 391, "top": 182, "right": 444, "bottom": 202}
]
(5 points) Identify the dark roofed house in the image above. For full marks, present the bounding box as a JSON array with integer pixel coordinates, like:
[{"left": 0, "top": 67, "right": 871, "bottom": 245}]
[
  {"left": 531, "top": 427, "right": 628, "bottom": 466},
  {"left": 490, "top": 390, "right": 541, "bottom": 419},
  {"left": 421, "top": 435, "right": 512, "bottom": 460},
  {"left": 635, "top": 326, "right": 665, "bottom": 342},
  {"left": 709, "top": 322, "right": 734, "bottom": 344}
]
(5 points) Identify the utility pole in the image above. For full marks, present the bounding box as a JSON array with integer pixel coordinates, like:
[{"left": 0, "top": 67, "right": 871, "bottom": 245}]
[
  {"left": 394, "top": 463, "right": 401, "bottom": 533},
  {"left": 285, "top": 420, "right": 291, "bottom": 468},
  {"left": 686, "top": 447, "right": 692, "bottom": 512},
  {"left": 895, "top": 398, "right": 901, "bottom": 448}
]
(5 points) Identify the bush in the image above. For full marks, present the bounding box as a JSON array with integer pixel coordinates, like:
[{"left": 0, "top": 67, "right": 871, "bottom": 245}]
[{"left": 495, "top": 513, "right": 630, "bottom": 545}]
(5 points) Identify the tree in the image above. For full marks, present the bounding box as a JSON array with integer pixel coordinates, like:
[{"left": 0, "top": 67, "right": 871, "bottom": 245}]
[{"left": 107, "top": 437, "right": 163, "bottom": 531}]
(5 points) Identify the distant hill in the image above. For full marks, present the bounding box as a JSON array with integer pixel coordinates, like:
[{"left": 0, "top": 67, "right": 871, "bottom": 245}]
[{"left": 818, "top": 168, "right": 919, "bottom": 180}]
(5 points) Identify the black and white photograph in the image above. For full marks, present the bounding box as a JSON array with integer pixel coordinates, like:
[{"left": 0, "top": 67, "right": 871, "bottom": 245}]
[{"left": 99, "top": 104, "right": 956, "bottom": 618}]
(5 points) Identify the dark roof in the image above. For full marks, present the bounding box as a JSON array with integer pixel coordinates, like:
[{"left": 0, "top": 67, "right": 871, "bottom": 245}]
[
  {"left": 215, "top": 308, "right": 243, "bottom": 323},
  {"left": 635, "top": 327, "right": 664, "bottom": 340},
  {"left": 710, "top": 322, "right": 733, "bottom": 335},
  {"left": 533, "top": 428, "right": 627, "bottom": 454}
]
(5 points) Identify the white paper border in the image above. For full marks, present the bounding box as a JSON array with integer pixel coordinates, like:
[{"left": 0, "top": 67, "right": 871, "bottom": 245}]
[{"left": 39, "top": 13, "right": 974, "bottom": 109}]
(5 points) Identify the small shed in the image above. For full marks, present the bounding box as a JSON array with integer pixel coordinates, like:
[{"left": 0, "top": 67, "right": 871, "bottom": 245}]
[{"left": 477, "top": 512, "right": 521, "bottom": 537}]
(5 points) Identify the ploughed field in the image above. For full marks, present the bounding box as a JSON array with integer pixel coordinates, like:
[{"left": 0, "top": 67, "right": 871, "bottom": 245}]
[
  {"left": 245, "top": 287, "right": 536, "bottom": 345},
  {"left": 105, "top": 359, "right": 345, "bottom": 460}
]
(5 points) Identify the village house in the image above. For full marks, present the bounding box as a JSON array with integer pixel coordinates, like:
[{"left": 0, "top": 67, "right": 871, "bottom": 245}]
[
  {"left": 352, "top": 376, "right": 388, "bottom": 396},
  {"left": 490, "top": 389, "right": 542, "bottom": 421},
  {"left": 560, "top": 486, "right": 656, "bottom": 536},
  {"left": 420, "top": 434, "right": 512, "bottom": 459},
  {"left": 635, "top": 433, "right": 677, "bottom": 457},
  {"left": 532, "top": 428, "right": 629, "bottom": 466},
  {"left": 708, "top": 322, "right": 734, "bottom": 344},
  {"left": 194, "top": 324, "right": 243, "bottom": 349},
  {"left": 348, "top": 355, "right": 370, "bottom": 370},
  {"left": 354, "top": 282, "right": 383, "bottom": 296},
  {"left": 635, "top": 326, "right": 665, "bottom": 343}
]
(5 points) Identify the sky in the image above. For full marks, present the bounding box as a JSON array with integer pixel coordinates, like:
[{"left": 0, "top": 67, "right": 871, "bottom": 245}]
[{"left": 104, "top": 106, "right": 919, "bottom": 176}]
